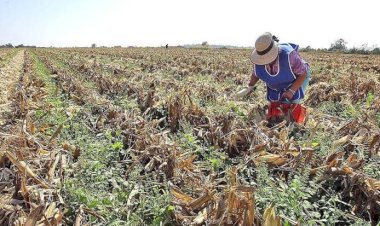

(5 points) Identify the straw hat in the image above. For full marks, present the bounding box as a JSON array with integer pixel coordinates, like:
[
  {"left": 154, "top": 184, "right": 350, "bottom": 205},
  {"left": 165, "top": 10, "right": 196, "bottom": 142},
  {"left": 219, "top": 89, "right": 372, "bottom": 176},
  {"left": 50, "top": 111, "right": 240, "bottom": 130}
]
[{"left": 251, "top": 32, "right": 279, "bottom": 65}]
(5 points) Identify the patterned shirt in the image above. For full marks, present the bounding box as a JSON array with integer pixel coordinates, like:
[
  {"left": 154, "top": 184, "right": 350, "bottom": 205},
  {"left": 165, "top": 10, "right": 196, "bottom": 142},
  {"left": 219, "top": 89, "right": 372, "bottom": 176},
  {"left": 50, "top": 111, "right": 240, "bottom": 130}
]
[{"left": 249, "top": 50, "right": 309, "bottom": 86}]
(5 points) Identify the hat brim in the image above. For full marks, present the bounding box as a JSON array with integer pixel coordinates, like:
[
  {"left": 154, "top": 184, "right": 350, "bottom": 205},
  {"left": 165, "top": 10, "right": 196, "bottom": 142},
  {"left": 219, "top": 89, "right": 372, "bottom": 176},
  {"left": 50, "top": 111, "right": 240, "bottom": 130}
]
[{"left": 250, "top": 43, "right": 279, "bottom": 65}]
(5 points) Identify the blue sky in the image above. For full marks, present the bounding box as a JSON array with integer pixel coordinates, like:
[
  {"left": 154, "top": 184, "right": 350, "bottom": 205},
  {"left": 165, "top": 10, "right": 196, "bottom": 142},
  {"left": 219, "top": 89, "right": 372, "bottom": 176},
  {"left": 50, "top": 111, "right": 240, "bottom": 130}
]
[{"left": 1, "top": 0, "right": 379, "bottom": 48}]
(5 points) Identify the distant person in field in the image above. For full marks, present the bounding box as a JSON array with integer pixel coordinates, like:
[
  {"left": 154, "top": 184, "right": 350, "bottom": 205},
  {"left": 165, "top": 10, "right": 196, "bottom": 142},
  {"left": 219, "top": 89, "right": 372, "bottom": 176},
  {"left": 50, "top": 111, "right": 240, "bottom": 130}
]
[
  {"left": 238, "top": 32, "right": 311, "bottom": 104},
  {"left": 166, "top": 44, "right": 168, "bottom": 49}
]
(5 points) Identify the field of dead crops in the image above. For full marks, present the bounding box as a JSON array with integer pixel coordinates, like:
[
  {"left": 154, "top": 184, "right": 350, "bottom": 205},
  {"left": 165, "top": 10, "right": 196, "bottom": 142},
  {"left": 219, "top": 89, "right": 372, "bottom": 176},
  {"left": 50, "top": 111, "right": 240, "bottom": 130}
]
[{"left": 0, "top": 47, "right": 379, "bottom": 226}]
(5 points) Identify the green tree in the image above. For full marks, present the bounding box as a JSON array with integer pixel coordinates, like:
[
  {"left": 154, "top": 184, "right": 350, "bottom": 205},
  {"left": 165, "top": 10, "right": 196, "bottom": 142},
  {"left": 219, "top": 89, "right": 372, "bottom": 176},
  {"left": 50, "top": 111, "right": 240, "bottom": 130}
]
[{"left": 329, "top": 38, "right": 347, "bottom": 51}]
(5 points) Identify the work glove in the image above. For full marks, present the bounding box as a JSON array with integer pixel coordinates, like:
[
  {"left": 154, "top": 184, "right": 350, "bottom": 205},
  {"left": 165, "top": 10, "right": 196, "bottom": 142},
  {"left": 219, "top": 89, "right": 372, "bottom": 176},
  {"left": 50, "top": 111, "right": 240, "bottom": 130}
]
[{"left": 237, "top": 86, "right": 255, "bottom": 98}]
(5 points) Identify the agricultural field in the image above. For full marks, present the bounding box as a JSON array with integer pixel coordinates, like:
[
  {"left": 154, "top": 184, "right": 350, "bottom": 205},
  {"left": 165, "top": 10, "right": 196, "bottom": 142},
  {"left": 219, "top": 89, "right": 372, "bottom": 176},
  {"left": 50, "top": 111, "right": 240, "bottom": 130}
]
[{"left": 0, "top": 47, "right": 379, "bottom": 225}]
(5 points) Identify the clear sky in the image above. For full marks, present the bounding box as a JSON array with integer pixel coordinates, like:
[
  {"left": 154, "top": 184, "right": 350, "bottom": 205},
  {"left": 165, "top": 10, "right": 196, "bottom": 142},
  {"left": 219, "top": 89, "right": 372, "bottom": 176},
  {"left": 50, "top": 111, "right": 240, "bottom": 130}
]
[{"left": 0, "top": 0, "right": 379, "bottom": 48}]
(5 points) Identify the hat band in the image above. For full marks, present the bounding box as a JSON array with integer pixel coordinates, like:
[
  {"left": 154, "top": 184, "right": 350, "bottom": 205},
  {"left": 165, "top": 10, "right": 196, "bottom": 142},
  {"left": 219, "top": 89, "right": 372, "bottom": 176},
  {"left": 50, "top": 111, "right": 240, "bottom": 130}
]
[{"left": 257, "top": 40, "right": 274, "bottom": 56}]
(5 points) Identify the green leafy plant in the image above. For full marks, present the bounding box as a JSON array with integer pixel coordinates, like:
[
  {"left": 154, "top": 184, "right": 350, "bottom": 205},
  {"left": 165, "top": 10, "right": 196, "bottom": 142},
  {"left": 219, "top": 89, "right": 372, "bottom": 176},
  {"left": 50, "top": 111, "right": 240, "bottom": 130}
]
[
  {"left": 112, "top": 141, "right": 124, "bottom": 151},
  {"left": 255, "top": 166, "right": 356, "bottom": 225},
  {"left": 366, "top": 92, "right": 375, "bottom": 107}
]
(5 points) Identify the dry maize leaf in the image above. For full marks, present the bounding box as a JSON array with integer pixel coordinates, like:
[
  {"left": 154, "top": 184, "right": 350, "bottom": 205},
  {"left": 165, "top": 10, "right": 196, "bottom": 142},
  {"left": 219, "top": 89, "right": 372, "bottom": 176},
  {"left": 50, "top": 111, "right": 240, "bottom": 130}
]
[
  {"left": 60, "top": 154, "right": 66, "bottom": 182},
  {"left": 236, "top": 186, "right": 255, "bottom": 193},
  {"left": 29, "top": 120, "right": 36, "bottom": 134},
  {"left": 327, "top": 159, "right": 339, "bottom": 168},
  {"left": 347, "top": 153, "right": 358, "bottom": 163},
  {"left": 83, "top": 207, "right": 106, "bottom": 222},
  {"left": 365, "top": 179, "right": 380, "bottom": 191},
  {"left": 39, "top": 124, "right": 52, "bottom": 133},
  {"left": 215, "top": 194, "right": 226, "bottom": 220},
  {"left": 346, "top": 153, "right": 364, "bottom": 169},
  {"left": 62, "top": 142, "right": 70, "bottom": 150},
  {"left": 21, "top": 177, "right": 30, "bottom": 208},
  {"left": 174, "top": 213, "right": 190, "bottom": 222},
  {"left": 65, "top": 105, "right": 80, "bottom": 118},
  {"left": 332, "top": 135, "right": 351, "bottom": 149},
  {"left": 48, "top": 154, "right": 60, "bottom": 182},
  {"left": 263, "top": 204, "right": 281, "bottom": 226},
  {"left": 369, "top": 134, "right": 380, "bottom": 149},
  {"left": 236, "top": 195, "right": 248, "bottom": 215},
  {"left": 229, "top": 167, "right": 238, "bottom": 187},
  {"left": 5, "top": 151, "right": 50, "bottom": 188},
  {"left": 192, "top": 209, "right": 207, "bottom": 225},
  {"left": 341, "top": 166, "right": 353, "bottom": 175},
  {"left": 177, "top": 155, "right": 196, "bottom": 170},
  {"left": 255, "top": 154, "right": 287, "bottom": 166},
  {"left": 42, "top": 209, "right": 63, "bottom": 226},
  {"left": 15, "top": 149, "right": 25, "bottom": 160},
  {"left": 329, "top": 166, "right": 353, "bottom": 175},
  {"left": 351, "top": 136, "right": 365, "bottom": 145},
  {"left": 282, "top": 150, "right": 300, "bottom": 157},
  {"left": 268, "top": 157, "right": 288, "bottom": 166},
  {"left": 73, "top": 146, "right": 81, "bottom": 160},
  {"left": 37, "top": 149, "right": 50, "bottom": 156},
  {"left": 0, "top": 194, "right": 12, "bottom": 210},
  {"left": 44, "top": 202, "right": 57, "bottom": 219},
  {"left": 188, "top": 190, "right": 216, "bottom": 210},
  {"left": 278, "top": 127, "right": 289, "bottom": 143},
  {"left": 242, "top": 192, "right": 254, "bottom": 226},
  {"left": 127, "top": 185, "right": 141, "bottom": 208},
  {"left": 351, "top": 128, "right": 368, "bottom": 144},
  {"left": 0, "top": 151, "right": 7, "bottom": 166},
  {"left": 326, "top": 151, "right": 345, "bottom": 164},
  {"left": 144, "top": 158, "right": 156, "bottom": 172},
  {"left": 25, "top": 205, "right": 45, "bottom": 226},
  {"left": 252, "top": 142, "right": 267, "bottom": 152},
  {"left": 271, "top": 147, "right": 283, "bottom": 153},
  {"left": 74, "top": 205, "right": 84, "bottom": 226},
  {"left": 15, "top": 216, "right": 27, "bottom": 226},
  {"left": 227, "top": 188, "right": 237, "bottom": 213},
  {"left": 349, "top": 160, "right": 364, "bottom": 169},
  {"left": 49, "top": 124, "right": 63, "bottom": 142},
  {"left": 57, "top": 193, "right": 65, "bottom": 206},
  {"left": 63, "top": 143, "right": 80, "bottom": 160}
]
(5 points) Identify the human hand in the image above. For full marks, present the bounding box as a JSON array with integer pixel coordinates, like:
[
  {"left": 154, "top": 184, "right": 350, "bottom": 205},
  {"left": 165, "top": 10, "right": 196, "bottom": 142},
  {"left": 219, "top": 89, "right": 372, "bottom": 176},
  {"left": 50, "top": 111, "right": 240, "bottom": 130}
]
[
  {"left": 237, "top": 86, "right": 255, "bottom": 97},
  {"left": 281, "top": 89, "right": 295, "bottom": 101}
]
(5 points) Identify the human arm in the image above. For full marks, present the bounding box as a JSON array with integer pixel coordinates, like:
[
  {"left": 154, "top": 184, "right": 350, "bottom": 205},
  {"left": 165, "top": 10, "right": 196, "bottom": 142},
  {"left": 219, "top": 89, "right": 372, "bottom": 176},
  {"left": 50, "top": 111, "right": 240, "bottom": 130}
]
[
  {"left": 281, "top": 51, "right": 308, "bottom": 100},
  {"left": 248, "top": 71, "right": 260, "bottom": 87},
  {"left": 237, "top": 67, "right": 259, "bottom": 97},
  {"left": 282, "top": 74, "right": 306, "bottom": 100}
]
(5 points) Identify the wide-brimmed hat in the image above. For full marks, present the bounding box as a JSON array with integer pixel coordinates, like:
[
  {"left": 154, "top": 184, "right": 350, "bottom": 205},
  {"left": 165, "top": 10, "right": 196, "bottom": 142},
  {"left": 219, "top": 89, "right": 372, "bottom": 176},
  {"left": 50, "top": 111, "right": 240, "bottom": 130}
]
[{"left": 250, "top": 32, "right": 279, "bottom": 65}]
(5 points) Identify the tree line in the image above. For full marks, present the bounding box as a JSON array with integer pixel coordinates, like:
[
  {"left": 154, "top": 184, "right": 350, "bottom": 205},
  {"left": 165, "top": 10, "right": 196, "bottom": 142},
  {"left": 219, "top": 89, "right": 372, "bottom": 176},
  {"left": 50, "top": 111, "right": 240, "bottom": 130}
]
[
  {"left": 2, "top": 39, "right": 379, "bottom": 54},
  {"left": 301, "top": 38, "right": 380, "bottom": 55},
  {"left": 0, "top": 43, "right": 36, "bottom": 48}
]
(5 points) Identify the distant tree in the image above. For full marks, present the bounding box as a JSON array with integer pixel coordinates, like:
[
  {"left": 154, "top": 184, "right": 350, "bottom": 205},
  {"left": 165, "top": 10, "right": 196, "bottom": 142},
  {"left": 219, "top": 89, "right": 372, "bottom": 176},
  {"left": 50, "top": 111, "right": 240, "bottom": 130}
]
[
  {"left": 360, "top": 43, "right": 371, "bottom": 52},
  {"left": 201, "top": 41, "right": 208, "bottom": 46},
  {"left": 301, "top": 45, "right": 313, "bottom": 52},
  {"left": 329, "top": 38, "right": 347, "bottom": 51},
  {"left": 16, "top": 44, "right": 24, "bottom": 48},
  {"left": 91, "top": 43, "right": 96, "bottom": 48},
  {"left": 372, "top": 47, "right": 380, "bottom": 54},
  {"left": 5, "top": 43, "right": 13, "bottom": 48}
]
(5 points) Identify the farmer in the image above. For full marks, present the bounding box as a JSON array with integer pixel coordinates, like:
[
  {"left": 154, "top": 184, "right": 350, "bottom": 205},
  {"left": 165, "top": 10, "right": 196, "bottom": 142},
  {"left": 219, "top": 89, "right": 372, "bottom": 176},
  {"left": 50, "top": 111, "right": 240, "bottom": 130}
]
[{"left": 238, "top": 32, "right": 311, "bottom": 123}]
